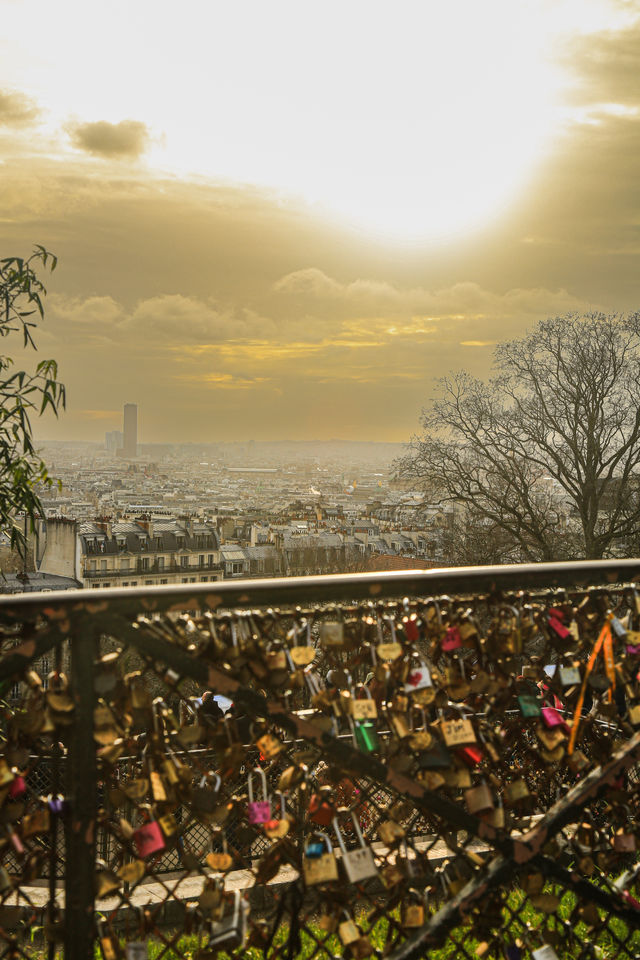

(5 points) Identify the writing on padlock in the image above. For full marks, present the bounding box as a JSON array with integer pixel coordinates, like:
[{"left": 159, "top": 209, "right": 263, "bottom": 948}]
[
  {"left": 333, "top": 813, "right": 378, "bottom": 884},
  {"left": 247, "top": 767, "right": 271, "bottom": 825}
]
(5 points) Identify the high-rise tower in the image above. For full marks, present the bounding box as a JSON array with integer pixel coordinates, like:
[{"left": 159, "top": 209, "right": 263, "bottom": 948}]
[{"left": 122, "top": 403, "right": 138, "bottom": 458}]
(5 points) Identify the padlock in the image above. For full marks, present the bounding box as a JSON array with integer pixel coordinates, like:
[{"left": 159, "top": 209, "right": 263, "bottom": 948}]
[
  {"left": 441, "top": 713, "right": 476, "bottom": 747},
  {"left": 333, "top": 813, "right": 378, "bottom": 884},
  {"left": 612, "top": 828, "right": 637, "bottom": 852},
  {"left": 351, "top": 684, "right": 378, "bottom": 720},
  {"left": 247, "top": 767, "right": 271, "bottom": 825},
  {"left": 531, "top": 947, "right": 559, "bottom": 960},
  {"left": 503, "top": 779, "right": 530, "bottom": 807},
  {"left": 117, "top": 860, "right": 146, "bottom": 885},
  {"left": 302, "top": 831, "right": 339, "bottom": 886},
  {"left": 517, "top": 694, "right": 541, "bottom": 718},
  {"left": 405, "top": 656, "right": 433, "bottom": 693},
  {"left": 208, "top": 890, "right": 249, "bottom": 950},
  {"left": 338, "top": 912, "right": 360, "bottom": 945},
  {"left": 206, "top": 833, "right": 234, "bottom": 872},
  {"left": 309, "top": 786, "right": 336, "bottom": 826},
  {"left": 0, "top": 865, "right": 12, "bottom": 893},
  {"left": 541, "top": 706, "right": 568, "bottom": 732},
  {"left": 0, "top": 759, "right": 15, "bottom": 788},
  {"left": 133, "top": 819, "right": 166, "bottom": 858},
  {"left": 8, "top": 774, "right": 26, "bottom": 799},
  {"left": 263, "top": 791, "right": 291, "bottom": 839},
  {"left": 465, "top": 781, "right": 494, "bottom": 815},
  {"left": 559, "top": 665, "right": 581, "bottom": 686},
  {"left": 442, "top": 625, "right": 463, "bottom": 652},
  {"left": 192, "top": 772, "right": 222, "bottom": 818},
  {"left": 401, "top": 888, "right": 426, "bottom": 928},
  {"left": 22, "top": 807, "right": 51, "bottom": 837},
  {"left": 98, "top": 920, "right": 120, "bottom": 960},
  {"left": 378, "top": 820, "right": 405, "bottom": 847},
  {"left": 256, "top": 732, "right": 283, "bottom": 760},
  {"left": 351, "top": 717, "right": 380, "bottom": 753},
  {"left": 319, "top": 622, "right": 345, "bottom": 648},
  {"left": 288, "top": 620, "right": 316, "bottom": 667}
]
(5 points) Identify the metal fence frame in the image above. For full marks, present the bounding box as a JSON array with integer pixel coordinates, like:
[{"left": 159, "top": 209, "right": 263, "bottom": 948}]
[{"left": 3, "top": 558, "right": 640, "bottom": 960}]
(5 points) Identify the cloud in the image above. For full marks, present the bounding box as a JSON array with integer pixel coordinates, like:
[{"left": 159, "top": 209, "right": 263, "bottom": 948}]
[
  {"left": 0, "top": 89, "right": 40, "bottom": 128},
  {"left": 563, "top": 20, "right": 640, "bottom": 108},
  {"left": 50, "top": 295, "right": 124, "bottom": 326},
  {"left": 68, "top": 120, "right": 151, "bottom": 159},
  {"left": 272, "top": 269, "right": 594, "bottom": 323}
]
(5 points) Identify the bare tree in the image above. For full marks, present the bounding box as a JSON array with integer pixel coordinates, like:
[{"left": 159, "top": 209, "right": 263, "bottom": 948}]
[{"left": 398, "top": 313, "right": 640, "bottom": 561}]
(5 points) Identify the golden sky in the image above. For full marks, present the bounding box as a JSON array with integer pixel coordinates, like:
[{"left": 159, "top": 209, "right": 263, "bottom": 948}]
[{"left": 1, "top": 0, "right": 639, "bottom": 443}]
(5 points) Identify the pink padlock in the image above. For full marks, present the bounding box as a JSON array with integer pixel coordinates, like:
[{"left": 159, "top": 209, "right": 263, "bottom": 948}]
[
  {"left": 8, "top": 776, "right": 26, "bottom": 800},
  {"left": 442, "top": 626, "right": 462, "bottom": 652},
  {"left": 133, "top": 820, "right": 166, "bottom": 858},
  {"left": 541, "top": 706, "right": 569, "bottom": 733},
  {"left": 247, "top": 767, "right": 271, "bottom": 825}
]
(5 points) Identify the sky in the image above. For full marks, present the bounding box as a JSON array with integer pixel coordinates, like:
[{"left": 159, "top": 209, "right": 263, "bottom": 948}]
[{"left": 1, "top": 0, "right": 640, "bottom": 444}]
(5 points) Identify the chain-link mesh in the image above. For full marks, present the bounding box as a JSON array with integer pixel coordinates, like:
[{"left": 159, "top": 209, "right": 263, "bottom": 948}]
[{"left": 2, "top": 571, "right": 640, "bottom": 958}]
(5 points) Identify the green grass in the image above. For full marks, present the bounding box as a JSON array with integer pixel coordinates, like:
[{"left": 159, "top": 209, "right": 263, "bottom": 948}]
[{"left": 19, "top": 883, "right": 640, "bottom": 959}]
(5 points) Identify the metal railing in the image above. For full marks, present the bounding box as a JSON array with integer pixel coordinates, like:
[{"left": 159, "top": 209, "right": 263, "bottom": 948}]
[{"left": 2, "top": 558, "right": 640, "bottom": 960}]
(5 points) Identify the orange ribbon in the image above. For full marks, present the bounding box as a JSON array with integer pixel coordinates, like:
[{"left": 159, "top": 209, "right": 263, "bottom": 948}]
[{"left": 568, "top": 619, "right": 616, "bottom": 755}]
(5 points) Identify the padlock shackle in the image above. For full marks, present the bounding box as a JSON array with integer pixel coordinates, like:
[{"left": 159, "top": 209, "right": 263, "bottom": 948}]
[
  {"left": 306, "top": 829, "right": 332, "bottom": 854},
  {"left": 247, "top": 766, "right": 267, "bottom": 802},
  {"left": 332, "top": 816, "right": 347, "bottom": 855},
  {"left": 350, "top": 811, "right": 366, "bottom": 849}
]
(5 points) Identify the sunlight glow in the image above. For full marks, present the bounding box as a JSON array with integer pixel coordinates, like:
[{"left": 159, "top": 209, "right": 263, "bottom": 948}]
[{"left": 0, "top": 0, "right": 624, "bottom": 241}]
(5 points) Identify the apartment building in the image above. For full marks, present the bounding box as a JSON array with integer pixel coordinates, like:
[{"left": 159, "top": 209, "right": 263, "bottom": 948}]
[{"left": 38, "top": 516, "right": 223, "bottom": 588}]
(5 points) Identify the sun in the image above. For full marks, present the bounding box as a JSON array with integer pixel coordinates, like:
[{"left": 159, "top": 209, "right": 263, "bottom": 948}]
[{"left": 2, "top": 0, "right": 614, "bottom": 242}]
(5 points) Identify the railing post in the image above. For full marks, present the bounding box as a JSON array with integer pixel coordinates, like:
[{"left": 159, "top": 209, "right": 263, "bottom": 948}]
[{"left": 64, "top": 613, "right": 98, "bottom": 960}]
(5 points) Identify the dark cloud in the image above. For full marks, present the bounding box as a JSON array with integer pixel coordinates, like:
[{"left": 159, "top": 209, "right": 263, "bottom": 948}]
[
  {"left": 68, "top": 120, "right": 151, "bottom": 159},
  {"left": 0, "top": 90, "right": 39, "bottom": 128}
]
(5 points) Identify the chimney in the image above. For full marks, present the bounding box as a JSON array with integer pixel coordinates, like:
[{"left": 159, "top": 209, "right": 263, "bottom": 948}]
[
  {"left": 138, "top": 518, "right": 154, "bottom": 539},
  {"left": 95, "top": 519, "right": 112, "bottom": 538}
]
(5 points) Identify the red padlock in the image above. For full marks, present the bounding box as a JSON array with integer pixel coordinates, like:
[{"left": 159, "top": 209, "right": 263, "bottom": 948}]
[
  {"left": 442, "top": 626, "right": 462, "bottom": 652},
  {"left": 133, "top": 820, "right": 166, "bottom": 858},
  {"left": 8, "top": 776, "right": 26, "bottom": 800}
]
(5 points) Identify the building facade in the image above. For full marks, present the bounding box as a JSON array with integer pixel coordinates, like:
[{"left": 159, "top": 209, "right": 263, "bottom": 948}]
[{"left": 38, "top": 517, "right": 223, "bottom": 588}]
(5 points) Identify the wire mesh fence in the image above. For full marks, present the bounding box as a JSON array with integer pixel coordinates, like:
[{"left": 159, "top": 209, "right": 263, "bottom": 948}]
[{"left": 1, "top": 562, "right": 640, "bottom": 959}]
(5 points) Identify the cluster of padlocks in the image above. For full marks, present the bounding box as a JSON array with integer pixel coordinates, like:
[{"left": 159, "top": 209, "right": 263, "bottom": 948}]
[{"left": 2, "top": 585, "right": 640, "bottom": 958}]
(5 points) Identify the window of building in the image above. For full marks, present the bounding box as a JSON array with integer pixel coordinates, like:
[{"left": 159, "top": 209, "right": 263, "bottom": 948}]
[
  {"left": 130, "top": 581, "right": 138, "bottom": 586},
  {"left": 160, "top": 579, "right": 168, "bottom": 584},
  {"left": 145, "top": 580, "right": 153, "bottom": 585},
  {"left": 122, "top": 582, "right": 129, "bottom": 587},
  {"left": 180, "top": 556, "right": 189, "bottom": 568},
  {"left": 140, "top": 557, "right": 149, "bottom": 571},
  {"left": 121, "top": 559, "right": 130, "bottom": 571},
  {"left": 199, "top": 554, "right": 205, "bottom": 567},
  {"left": 181, "top": 577, "right": 188, "bottom": 583},
  {"left": 208, "top": 554, "right": 214, "bottom": 566},
  {"left": 100, "top": 559, "right": 107, "bottom": 571},
  {"left": 200, "top": 576, "right": 208, "bottom": 582},
  {"left": 189, "top": 577, "right": 196, "bottom": 583},
  {"left": 103, "top": 583, "right": 110, "bottom": 588}
]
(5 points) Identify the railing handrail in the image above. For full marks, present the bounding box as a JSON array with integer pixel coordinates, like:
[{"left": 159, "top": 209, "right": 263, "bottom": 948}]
[{"left": 1, "top": 558, "right": 640, "bottom": 616}]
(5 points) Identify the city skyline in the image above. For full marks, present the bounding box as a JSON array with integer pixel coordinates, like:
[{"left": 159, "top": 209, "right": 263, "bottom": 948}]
[{"left": 2, "top": 1, "right": 640, "bottom": 443}]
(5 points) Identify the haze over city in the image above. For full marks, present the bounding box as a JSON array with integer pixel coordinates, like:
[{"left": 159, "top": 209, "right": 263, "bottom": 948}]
[{"left": 2, "top": 0, "right": 639, "bottom": 444}]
